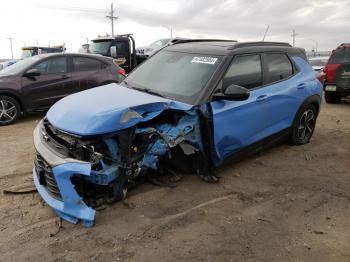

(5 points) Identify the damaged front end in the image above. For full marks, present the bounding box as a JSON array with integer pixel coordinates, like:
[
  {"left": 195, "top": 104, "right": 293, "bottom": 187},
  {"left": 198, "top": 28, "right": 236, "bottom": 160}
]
[{"left": 33, "top": 104, "right": 211, "bottom": 227}]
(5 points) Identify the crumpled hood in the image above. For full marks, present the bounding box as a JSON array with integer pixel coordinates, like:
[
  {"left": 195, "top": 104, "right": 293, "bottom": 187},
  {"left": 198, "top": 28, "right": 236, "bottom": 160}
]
[{"left": 47, "top": 83, "right": 192, "bottom": 136}]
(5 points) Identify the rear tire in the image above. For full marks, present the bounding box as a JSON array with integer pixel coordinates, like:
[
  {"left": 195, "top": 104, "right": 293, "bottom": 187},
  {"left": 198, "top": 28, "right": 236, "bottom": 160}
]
[
  {"left": 324, "top": 91, "right": 341, "bottom": 104},
  {"left": 290, "top": 104, "right": 317, "bottom": 145},
  {"left": 0, "top": 96, "right": 21, "bottom": 126}
]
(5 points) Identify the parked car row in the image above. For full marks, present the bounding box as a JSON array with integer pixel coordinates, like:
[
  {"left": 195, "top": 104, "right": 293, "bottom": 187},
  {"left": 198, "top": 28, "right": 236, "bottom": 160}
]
[{"left": 0, "top": 53, "right": 125, "bottom": 125}]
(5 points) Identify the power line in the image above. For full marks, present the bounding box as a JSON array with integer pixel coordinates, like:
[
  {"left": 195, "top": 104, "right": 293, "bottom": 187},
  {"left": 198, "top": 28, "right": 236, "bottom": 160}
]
[{"left": 38, "top": 4, "right": 107, "bottom": 13}]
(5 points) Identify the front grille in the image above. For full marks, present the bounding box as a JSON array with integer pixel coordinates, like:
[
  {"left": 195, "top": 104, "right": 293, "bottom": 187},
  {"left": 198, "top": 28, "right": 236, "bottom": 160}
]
[{"left": 34, "top": 153, "right": 62, "bottom": 200}]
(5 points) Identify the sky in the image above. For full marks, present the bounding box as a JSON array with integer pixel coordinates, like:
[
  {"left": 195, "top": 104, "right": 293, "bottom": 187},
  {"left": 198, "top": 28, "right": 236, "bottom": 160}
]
[{"left": 1, "top": 0, "right": 350, "bottom": 58}]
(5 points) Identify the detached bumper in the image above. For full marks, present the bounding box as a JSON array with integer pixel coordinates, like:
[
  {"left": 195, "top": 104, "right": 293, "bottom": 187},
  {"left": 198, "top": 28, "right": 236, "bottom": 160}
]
[{"left": 33, "top": 121, "right": 95, "bottom": 227}]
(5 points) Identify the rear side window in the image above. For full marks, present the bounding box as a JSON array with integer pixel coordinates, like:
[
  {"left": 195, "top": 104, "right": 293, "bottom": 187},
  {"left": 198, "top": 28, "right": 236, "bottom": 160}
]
[
  {"left": 223, "top": 55, "right": 262, "bottom": 89},
  {"left": 265, "top": 53, "right": 293, "bottom": 83},
  {"left": 73, "top": 57, "right": 103, "bottom": 72},
  {"left": 35, "top": 57, "right": 67, "bottom": 74},
  {"left": 328, "top": 48, "right": 350, "bottom": 64}
]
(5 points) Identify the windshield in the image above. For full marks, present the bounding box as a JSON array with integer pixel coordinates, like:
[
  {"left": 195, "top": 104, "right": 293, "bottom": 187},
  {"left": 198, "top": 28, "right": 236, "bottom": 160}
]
[
  {"left": 309, "top": 58, "right": 328, "bottom": 67},
  {"left": 150, "top": 39, "right": 171, "bottom": 47},
  {"left": 125, "top": 51, "right": 223, "bottom": 103},
  {"left": 0, "top": 56, "right": 41, "bottom": 75},
  {"left": 20, "top": 50, "right": 34, "bottom": 59},
  {"left": 90, "top": 40, "right": 112, "bottom": 55},
  {"left": 329, "top": 48, "right": 350, "bottom": 64}
]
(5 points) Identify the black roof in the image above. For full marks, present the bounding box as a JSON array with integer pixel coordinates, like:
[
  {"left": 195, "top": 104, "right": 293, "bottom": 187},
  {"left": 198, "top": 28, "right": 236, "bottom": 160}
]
[
  {"left": 33, "top": 52, "right": 114, "bottom": 62},
  {"left": 165, "top": 40, "right": 300, "bottom": 56}
]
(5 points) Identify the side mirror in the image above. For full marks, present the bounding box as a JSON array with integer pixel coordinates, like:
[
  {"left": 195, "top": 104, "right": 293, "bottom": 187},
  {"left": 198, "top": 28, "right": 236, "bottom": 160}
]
[
  {"left": 212, "top": 84, "right": 250, "bottom": 101},
  {"left": 110, "top": 46, "right": 117, "bottom": 58},
  {"left": 23, "top": 69, "right": 41, "bottom": 78}
]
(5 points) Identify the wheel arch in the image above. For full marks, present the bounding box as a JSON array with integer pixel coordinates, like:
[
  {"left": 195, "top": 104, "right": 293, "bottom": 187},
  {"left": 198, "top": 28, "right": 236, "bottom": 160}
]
[
  {"left": 290, "top": 94, "right": 321, "bottom": 130},
  {"left": 0, "top": 90, "right": 25, "bottom": 112},
  {"left": 299, "top": 94, "right": 321, "bottom": 117}
]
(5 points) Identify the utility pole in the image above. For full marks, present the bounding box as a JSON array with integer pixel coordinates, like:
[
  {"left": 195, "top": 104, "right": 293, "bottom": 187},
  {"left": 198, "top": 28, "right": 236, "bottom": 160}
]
[
  {"left": 6, "top": 37, "right": 14, "bottom": 59},
  {"left": 291, "top": 29, "right": 298, "bottom": 47},
  {"left": 170, "top": 28, "right": 173, "bottom": 38},
  {"left": 106, "top": 3, "right": 118, "bottom": 37},
  {"left": 262, "top": 25, "right": 270, "bottom": 41}
]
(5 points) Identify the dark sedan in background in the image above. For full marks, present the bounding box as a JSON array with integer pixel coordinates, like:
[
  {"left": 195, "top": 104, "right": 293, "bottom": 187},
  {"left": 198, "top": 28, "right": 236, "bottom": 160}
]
[{"left": 0, "top": 53, "right": 125, "bottom": 125}]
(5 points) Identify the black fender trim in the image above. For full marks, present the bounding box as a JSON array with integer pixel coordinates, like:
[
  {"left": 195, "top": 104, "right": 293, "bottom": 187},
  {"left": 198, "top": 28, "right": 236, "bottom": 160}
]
[
  {"left": 0, "top": 89, "right": 26, "bottom": 111},
  {"left": 297, "top": 95, "right": 322, "bottom": 118}
]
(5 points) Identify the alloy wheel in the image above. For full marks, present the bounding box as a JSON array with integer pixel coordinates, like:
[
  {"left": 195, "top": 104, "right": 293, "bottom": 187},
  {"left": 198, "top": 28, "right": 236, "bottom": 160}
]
[
  {"left": 297, "top": 109, "right": 315, "bottom": 142},
  {"left": 0, "top": 99, "right": 17, "bottom": 124}
]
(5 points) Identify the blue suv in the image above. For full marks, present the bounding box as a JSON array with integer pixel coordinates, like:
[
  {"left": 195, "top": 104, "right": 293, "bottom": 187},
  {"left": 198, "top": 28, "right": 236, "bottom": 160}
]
[{"left": 33, "top": 40, "right": 323, "bottom": 226}]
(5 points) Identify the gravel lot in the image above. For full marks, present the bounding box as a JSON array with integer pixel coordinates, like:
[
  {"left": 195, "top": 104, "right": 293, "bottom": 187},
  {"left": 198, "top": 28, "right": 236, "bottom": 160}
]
[{"left": 0, "top": 100, "right": 349, "bottom": 262}]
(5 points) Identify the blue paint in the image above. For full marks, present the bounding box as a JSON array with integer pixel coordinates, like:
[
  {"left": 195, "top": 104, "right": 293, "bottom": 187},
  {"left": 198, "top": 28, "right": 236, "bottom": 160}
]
[
  {"left": 210, "top": 56, "right": 323, "bottom": 164},
  {"left": 47, "top": 84, "right": 193, "bottom": 136},
  {"left": 35, "top": 54, "right": 322, "bottom": 227},
  {"left": 33, "top": 162, "right": 96, "bottom": 227}
]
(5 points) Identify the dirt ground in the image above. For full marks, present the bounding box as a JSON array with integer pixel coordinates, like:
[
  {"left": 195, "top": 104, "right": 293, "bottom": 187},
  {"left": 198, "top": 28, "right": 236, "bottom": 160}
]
[{"left": 0, "top": 100, "right": 349, "bottom": 262}]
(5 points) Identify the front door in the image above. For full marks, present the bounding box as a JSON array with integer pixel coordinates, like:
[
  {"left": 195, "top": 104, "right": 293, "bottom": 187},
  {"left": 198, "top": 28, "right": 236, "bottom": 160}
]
[
  {"left": 22, "top": 56, "right": 70, "bottom": 109},
  {"left": 210, "top": 54, "right": 268, "bottom": 162}
]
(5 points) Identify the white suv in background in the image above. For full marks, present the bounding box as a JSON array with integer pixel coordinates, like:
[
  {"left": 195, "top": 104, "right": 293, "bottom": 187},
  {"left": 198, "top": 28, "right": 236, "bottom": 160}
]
[{"left": 136, "top": 38, "right": 187, "bottom": 58}]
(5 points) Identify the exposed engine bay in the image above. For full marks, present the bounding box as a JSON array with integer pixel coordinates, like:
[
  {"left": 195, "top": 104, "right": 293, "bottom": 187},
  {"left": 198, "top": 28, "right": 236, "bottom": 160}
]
[{"left": 39, "top": 107, "right": 215, "bottom": 214}]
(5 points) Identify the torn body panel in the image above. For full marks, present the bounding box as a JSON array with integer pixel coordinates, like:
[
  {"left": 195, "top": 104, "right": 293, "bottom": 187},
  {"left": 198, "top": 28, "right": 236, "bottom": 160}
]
[
  {"left": 33, "top": 88, "right": 211, "bottom": 226},
  {"left": 46, "top": 84, "right": 193, "bottom": 136}
]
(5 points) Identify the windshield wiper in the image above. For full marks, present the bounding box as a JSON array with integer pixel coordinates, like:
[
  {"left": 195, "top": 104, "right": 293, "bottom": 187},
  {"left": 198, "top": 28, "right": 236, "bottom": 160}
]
[{"left": 132, "top": 86, "right": 166, "bottom": 98}]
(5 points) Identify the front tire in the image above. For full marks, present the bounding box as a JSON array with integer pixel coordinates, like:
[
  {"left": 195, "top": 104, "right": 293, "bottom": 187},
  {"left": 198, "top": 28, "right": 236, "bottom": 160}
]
[
  {"left": 324, "top": 91, "right": 341, "bottom": 104},
  {"left": 290, "top": 104, "right": 317, "bottom": 145},
  {"left": 0, "top": 96, "right": 21, "bottom": 126}
]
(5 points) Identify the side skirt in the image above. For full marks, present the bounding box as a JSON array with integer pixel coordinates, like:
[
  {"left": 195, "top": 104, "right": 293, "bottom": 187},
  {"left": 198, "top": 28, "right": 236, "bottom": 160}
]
[{"left": 216, "top": 128, "right": 291, "bottom": 168}]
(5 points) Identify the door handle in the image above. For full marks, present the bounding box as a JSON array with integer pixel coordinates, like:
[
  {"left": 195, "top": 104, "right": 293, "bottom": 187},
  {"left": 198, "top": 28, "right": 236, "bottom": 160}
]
[
  {"left": 297, "top": 83, "right": 306, "bottom": 89},
  {"left": 256, "top": 95, "right": 269, "bottom": 102},
  {"left": 61, "top": 75, "right": 70, "bottom": 80}
]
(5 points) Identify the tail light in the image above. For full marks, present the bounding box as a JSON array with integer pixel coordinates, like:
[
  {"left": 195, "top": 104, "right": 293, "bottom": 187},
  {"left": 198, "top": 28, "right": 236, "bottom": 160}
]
[
  {"left": 324, "top": 64, "right": 340, "bottom": 83},
  {"left": 117, "top": 68, "right": 126, "bottom": 77}
]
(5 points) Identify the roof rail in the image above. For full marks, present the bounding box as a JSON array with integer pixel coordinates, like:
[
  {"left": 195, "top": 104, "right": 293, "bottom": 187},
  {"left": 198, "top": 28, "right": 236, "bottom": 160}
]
[
  {"left": 229, "top": 41, "right": 292, "bottom": 49},
  {"left": 172, "top": 39, "right": 238, "bottom": 45},
  {"left": 340, "top": 43, "right": 350, "bottom": 46}
]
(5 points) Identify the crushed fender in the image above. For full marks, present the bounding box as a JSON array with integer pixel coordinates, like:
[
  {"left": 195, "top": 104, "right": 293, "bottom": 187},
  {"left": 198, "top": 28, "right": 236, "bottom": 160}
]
[{"left": 34, "top": 102, "right": 215, "bottom": 227}]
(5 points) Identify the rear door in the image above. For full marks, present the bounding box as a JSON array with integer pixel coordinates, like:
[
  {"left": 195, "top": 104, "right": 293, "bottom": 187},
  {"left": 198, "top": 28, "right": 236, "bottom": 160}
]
[
  {"left": 259, "top": 53, "right": 306, "bottom": 136},
  {"left": 69, "top": 56, "right": 105, "bottom": 94},
  {"left": 211, "top": 54, "right": 268, "bottom": 161},
  {"left": 22, "top": 56, "right": 71, "bottom": 109}
]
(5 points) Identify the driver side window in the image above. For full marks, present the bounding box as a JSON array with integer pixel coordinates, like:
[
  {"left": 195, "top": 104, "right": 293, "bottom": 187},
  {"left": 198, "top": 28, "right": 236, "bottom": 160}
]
[
  {"left": 223, "top": 54, "right": 262, "bottom": 90},
  {"left": 34, "top": 57, "right": 67, "bottom": 74}
]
